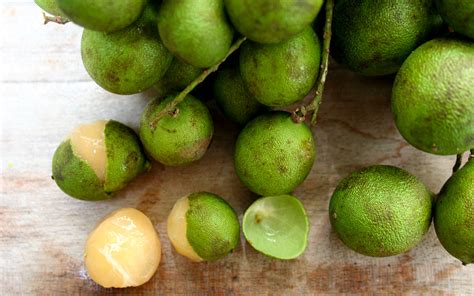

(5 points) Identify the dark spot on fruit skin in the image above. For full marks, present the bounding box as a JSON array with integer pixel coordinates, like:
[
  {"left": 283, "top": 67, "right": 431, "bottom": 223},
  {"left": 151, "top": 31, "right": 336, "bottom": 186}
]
[{"left": 125, "top": 151, "right": 139, "bottom": 170}]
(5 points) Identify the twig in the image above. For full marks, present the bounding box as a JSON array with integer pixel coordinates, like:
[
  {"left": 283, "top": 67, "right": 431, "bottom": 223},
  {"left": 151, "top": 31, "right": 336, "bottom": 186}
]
[
  {"left": 42, "top": 12, "right": 69, "bottom": 25},
  {"left": 149, "top": 37, "right": 247, "bottom": 129},
  {"left": 453, "top": 153, "right": 463, "bottom": 173}
]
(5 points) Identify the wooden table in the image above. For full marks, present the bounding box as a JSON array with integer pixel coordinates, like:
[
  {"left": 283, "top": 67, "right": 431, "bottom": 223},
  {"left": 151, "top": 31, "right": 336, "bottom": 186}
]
[{"left": 2, "top": 2, "right": 473, "bottom": 295}]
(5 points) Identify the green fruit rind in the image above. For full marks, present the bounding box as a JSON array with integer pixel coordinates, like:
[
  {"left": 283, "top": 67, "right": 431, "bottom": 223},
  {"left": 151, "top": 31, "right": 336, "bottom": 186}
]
[
  {"left": 155, "top": 59, "right": 203, "bottom": 97},
  {"left": 243, "top": 195, "right": 309, "bottom": 260},
  {"left": 391, "top": 38, "right": 474, "bottom": 155},
  {"left": 234, "top": 111, "right": 316, "bottom": 196},
  {"left": 240, "top": 27, "right": 321, "bottom": 107},
  {"left": 224, "top": 0, "right": 323, "bottom": 44},
  {"left": 186, "top": 192, "right": 240, "bottom": 261},
  {"left": 35, "top": 0, "right": 65, "bottom": 17},
  {"left": 329, "top": 165, "right": 433, "bottom": 257},
  {"left": 435, "top": 160, "right": 474, "bottom": 265},
  {"left": 436, "top": 0, "right": 474, "bottom": 39}
]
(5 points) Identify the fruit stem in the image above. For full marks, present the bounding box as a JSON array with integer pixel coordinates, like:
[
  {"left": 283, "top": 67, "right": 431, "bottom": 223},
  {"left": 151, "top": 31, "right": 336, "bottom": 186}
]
[
  {"left": 453, "top": 153, "right": 463, "bottom": 173},
  {"left": 150, "top": 37, "right": 247, "bottom": 129},
  {"left": 42, "top": 12, "right": 69, "bottom": 25}
]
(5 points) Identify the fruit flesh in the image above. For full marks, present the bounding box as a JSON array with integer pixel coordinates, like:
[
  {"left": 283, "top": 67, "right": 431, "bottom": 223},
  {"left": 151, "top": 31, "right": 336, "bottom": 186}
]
[{"left": 84, "top": 208, "right": 161, "bottom": 288}]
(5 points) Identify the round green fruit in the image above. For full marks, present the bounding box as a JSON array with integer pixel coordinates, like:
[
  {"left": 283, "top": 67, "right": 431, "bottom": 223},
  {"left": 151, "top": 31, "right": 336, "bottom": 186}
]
[
  {"left": 155, "top": 59, "right": 202, "bottom": 97},
  {"left": 392, "top": 38, "right": 474, "bottom": 155},
  {"left": 240, "top": 27, "right": 321, "bottom": 107},
  {"left": 58, "top": 0, "right": 145, "bottom": 32},
  {"left": 329, "top": 165, "right": 433, "bottom": 257},
  {"left": 140, "top": 95, "right": 214, "bottom": 166},
  {"left": 167, "top": 192, "right": 240, "bottom": 262},
  {"left": 436, "top": 0, "right": 474, "bottom": 39},
  {"left": 157, "top": 0, "right": 234, "bottom": 68},
  {"left": 224, "top": 0, "right": 323, "bottom": 44},
  {"left": 52, "top": 120, "right": 150, "bottom": 201},
  {"left": 332, "top": 0, "right": 442, "bottom": 76},
  {"left": 234, "top": 111, "right": 316, "bottom": 196},
  {"left": 435, "top": 160, "right": 474, "bottom": 265},
  {"left": 35, "top": 0, "right": 65, "bottom": 17}
]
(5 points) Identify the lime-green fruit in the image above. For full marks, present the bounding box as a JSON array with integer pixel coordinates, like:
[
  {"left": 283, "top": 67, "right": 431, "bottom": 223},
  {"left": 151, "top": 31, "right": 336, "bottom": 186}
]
[
  {"left": 243, "top": 195, "right": 309, "bottom": 260},
  {"left": 81, "top": 6, "right": 172, "bottom": 95},
  {"left": 224, "top": 0, "right": 323, "bottom": 44},
  {"left": 435, "top": 160, "right": 474, "bottom": 265},
  {"left": 52, "top": 120, "right": 150, "bottom": 201},
  {"left": 234, "top": 112, "right": 316, "bottom": 196},
  {"left": 332, "top": 0, "right": 442, "bottom": 76},
  {"left": 57, "top": 0, "right": 145, "bottom": 32},
  {"left": 436, "top": 0, "right": 474, "bottom": 39},
  {"left": 329, "top": 165, "right": 433, "bottom": 257},
  {"left": 392, "top": 38, "right": 474, "bottom": 155},
  {"left": 155, "top": 59, "right": 202, "bottom": 97},
  {"left": 167, "top": 192, "right": 240, "bottom": 261},
  {"left": 140, "top": 95, "right": 214, "bottom": 166},
  {"left": 157, "top": 0, "right": 234, "bottom": 68},
  {"left": 35, "top": 0, "right": 65, "bottom": 17},
  {"left": 240, "top": 27, "right": 321, "bottom": 107},
  {"left": 213, "top": 66, "right": 265, "bottom": 125}
]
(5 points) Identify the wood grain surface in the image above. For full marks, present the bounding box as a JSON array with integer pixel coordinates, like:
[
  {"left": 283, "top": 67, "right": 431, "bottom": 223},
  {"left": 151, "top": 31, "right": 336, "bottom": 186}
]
[{"left": 1, "top": 2, "right": 473, "bottom": 295}]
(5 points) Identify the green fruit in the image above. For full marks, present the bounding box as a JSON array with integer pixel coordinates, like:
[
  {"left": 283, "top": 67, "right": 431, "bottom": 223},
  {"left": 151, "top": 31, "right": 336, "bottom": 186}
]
[
  {"left": 52, "top": 120, "right": 150, "bottom": 201},
  {"left": 332, "top": 0, "right": 442, "bottom": 76},
  {"left": 140, "top": 95, "right": 214, "bottom": 166},
  {"left": 157, "top": 0, "right": 234, "bottom": 68},
  {"left": 435, "top": 160, "right": 474, "bottom": 265},
  {"left": 57, "top": 0, "right": 145, "bottom": 32},
  {"left": 240, "top": 27, "right": 321, "bottom": 107},
  {"left": 213, "top": 66, "right": 265, "bottom": 125},
  {"left": 224, "top": 0, "right": 323, "bottom": 44},
  {"left": 35, "top": 0, "right": 65, "bottom": 17},
  {"left": 167, "top": 192, "right": 240, "bottom": 261},
  {"left": 155, "top": 59, "right": 203, "bottom": 97},
  {"left": 234, "top": 111, "right": 316, "bottom": 196},
  {"left": 329, "top": 165, "right": 433, "bottom": 257},
  {"left": 436, "top": 0, "right": 474, "bottom": 39},
  {"left": 81, "top": 6, "right": 172, "bottom": 95},
  {"left": 392, "top": 38, "right": 474, "bottom": 155},
  {"left": 243, "top": 195, "right": 309, "bottom": 260}
]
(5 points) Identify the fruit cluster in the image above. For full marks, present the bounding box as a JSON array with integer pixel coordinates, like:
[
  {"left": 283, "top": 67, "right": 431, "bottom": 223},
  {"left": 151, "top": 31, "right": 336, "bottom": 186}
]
[{"left": 36, "top": 0, "right": 473, "bottom": 289}]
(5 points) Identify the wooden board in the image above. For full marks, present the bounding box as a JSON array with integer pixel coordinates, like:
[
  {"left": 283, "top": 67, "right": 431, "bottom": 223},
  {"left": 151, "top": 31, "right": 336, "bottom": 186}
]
[{"left": 1, "top": 2, "right": 473, "bottom": 295}]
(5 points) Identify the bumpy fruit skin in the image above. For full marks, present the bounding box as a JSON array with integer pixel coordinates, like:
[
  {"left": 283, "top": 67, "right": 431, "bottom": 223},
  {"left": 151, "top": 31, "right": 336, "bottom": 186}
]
[
  {"left": 332, "top": 0, "right": 442, "bottom": 76},
  {"left": 329, "top": 165, "right": 433, "bottom": 257},
  {"left": 186, "top": 192, "right": 240, "bottom": 261},
  {"left": 81, "top": 6, "right": 172, "bottom": 95},
  {"left": 157, "top": 0, "right": 234, "bottom": 68},
  {"left": 435, "top": 160, "right": 474, "bottom": 265},
  {"left": 234, "top": 112, "right": 316, "bottom": 196},
  {"left": 224, "top": 0, "right": 323, "bottom": 44},
  {"left": 57, "top": 0, "right": 145, "bottom": 32},
  {"left": 140, "top": 95, "right": 214, "bottom": 166},
  {"left": 240, "top": 27, "right": 321, "bottom": 107},
  {"left": 392, "top": 38, "right": 474, "bottom": 155},
  {"left": 155, "top": 59, "right": 202, "bottom": 97},
  {"left": 35, "top": 0, "right": 65, "bottom": 17},
  {"left": 436, "top": 0, "right": 474, "bottom": 39}
]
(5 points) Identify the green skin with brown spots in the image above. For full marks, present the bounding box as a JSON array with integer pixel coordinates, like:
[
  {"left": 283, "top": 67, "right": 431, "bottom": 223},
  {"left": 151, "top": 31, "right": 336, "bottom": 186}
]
[
  {"left": 35, "top": 0, "right": 65, "bottom": 17},
  {"left": 155, "top": 58, "right": 203, "bottom": 97},
  {"left": 81, "top": 5, "right": 172, "bottom": 95},
  {"left": 435, "top": 160, "right": 474, "bottom": 265},
  {"left": 239, "top": 27, "right": 321, "bottom": 107},
  {"left": 139, "top": 95, "right": 214, "bottom": 166},
  {"left": 392, "top": 38, "right": 474, "bottom": 155},
  {"left": 436, "top": 0, "right": 474, "bottom": 39},
  {"left": 224, "top": 0, "right": 323, "bottom": 44},
  {"left": 157, "top": 0, "right": 234, "bottom": 68},
  {"left": 234, "top": 111, "right": 316, "bottom": 196},
  {"left": 329, "top": 165, "right": 433, "bottom": 257},
  {"left": 52, "top": 120, "right": 150, "bottom": 201},
  {"left": 58, "top": 0, "right": 145, "bottom": 32},
  {"left": 332, "top": 0, "right": 442, "bottom": 76},
  {"left": 186, "top": 192, "right": 240, "bottom": 261}
]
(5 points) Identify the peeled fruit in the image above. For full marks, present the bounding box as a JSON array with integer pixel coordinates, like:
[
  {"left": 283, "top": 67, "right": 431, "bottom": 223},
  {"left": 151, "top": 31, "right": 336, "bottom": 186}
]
[
  {"left": 157, "top": 0, "right": 234, "bottom": 68},
  {"left": 224, "top": 0, "right": 323, "bottom": 44},
  {"left": 140, "top": 95, "right": 214, "bottom": 166},
  {"left": 155, "top": 59, "right": 203, "bottom": 97},
  {"left": 436, "top": 0, "right": 474, "bottom": 39},
  {"left": 58, "top": 0, "right": 145, "bottom": 32},
  {"left": 35, "top": 0, "right": 65, "bottom": 17},
  {"left": 329, "top": 165, "right": 433, "bottom": 257},
  {"left": 234, "top": 111, "right": 316, "bottom": 196},
  {"left": 240, "top": 27, "right": 321, "bottom": 107},
  {"left": 167, "top": 192, "right": 240, "bottom": 261},
  {"left": 85, "top": 208, "right": 161, "bottom": 288},
  {"left": 52, "top": 120, "right": 150, "bottom": 201}
]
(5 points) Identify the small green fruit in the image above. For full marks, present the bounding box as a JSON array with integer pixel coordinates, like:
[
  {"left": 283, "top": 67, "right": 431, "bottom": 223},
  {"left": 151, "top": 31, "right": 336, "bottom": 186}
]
[
  {"left": 155, "top": 59, "right": 203, "bottom": 97},
  {"left": 140, "top": 95, "right": 214, "bottom": 166},
  {"left": 35, "top": 0, "right": 65, "bottom": 17},
  {"left": 436, "top": 0, "right": 474, "bottom": 39},
  {"left": 234, "top": 111, "right": 316, "bottom": 196}
]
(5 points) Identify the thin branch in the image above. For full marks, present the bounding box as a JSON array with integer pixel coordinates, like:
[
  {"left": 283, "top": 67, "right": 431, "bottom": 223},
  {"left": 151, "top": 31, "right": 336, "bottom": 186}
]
[
  {"left": 453, "top": 153, "right": 463, "bottom": 173},
  {"left": 42, "top": 12, "right": 69, "bottom": 25},
  {"left": 149, "top": 37, "right": 247, "bottom": 129}
]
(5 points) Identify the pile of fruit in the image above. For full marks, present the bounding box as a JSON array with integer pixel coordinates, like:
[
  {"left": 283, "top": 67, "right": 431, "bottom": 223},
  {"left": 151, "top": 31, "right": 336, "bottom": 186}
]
[{"left": 36, "top": 0, "right": 473, "bottom": 289}]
